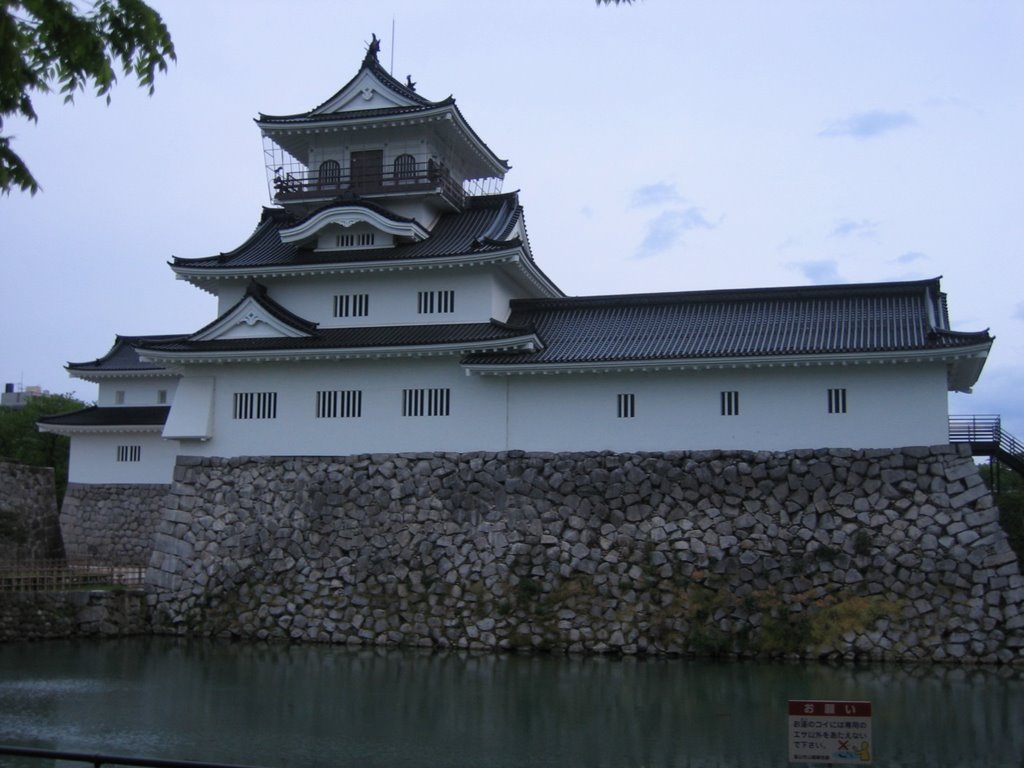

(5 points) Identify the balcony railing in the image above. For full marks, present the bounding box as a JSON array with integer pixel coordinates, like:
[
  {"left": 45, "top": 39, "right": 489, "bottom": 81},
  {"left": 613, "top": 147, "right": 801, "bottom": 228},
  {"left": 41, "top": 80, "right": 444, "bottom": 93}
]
[
  {"left": 272, "top": 159, "right": 466, "bottom": 208},
  {"left": 949, "top": 415, "right": 1024, "bottom": 475}
]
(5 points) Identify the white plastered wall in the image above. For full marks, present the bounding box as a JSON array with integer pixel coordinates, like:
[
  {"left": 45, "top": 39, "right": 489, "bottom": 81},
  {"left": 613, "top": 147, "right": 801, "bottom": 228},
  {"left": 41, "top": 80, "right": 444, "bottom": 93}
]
[
  {"left": 216, "top": 269, "right": 508, "bottom": 328},
  {"left": 178, "top": 357, "right": 508, "bottom": 457},
  {"left": 96, "top": 378, "right": 177, "bottom": 407},
  {"left": 174, "top": 358, "right": 950, "bottom": 459},
  {"left": 68, "top": 432, "right": 180, "bottom": 484},
  {"left": 505, "top": 363, "right": 950, "bottom": 452}
]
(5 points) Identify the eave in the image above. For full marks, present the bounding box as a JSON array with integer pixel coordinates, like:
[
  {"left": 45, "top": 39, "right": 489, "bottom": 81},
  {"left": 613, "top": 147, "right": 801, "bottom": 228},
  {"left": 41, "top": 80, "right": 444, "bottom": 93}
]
[
  {"left": 67, "top": 368, "right": 180, "bottom": 384},
  {"left": 257, "top": 104, "right": 508, "bottom": 179},
  {"left": 462, "top": 343, "right": 993, "bottom": 387},
  {"left": 37, "top": 423, "right": 166, "bottom": 436},
  {"left": 172, "top": 247, "right": 564, "bottom": 298},
  {"left": 136, "top": 334, "right": 543, "bottom": 366}
]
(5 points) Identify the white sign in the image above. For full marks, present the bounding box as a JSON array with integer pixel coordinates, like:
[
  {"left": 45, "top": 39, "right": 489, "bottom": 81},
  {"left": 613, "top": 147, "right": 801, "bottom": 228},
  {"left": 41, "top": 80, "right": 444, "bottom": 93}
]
[{"left": 788, "top": 699, "right": 872, "bottom": 764}]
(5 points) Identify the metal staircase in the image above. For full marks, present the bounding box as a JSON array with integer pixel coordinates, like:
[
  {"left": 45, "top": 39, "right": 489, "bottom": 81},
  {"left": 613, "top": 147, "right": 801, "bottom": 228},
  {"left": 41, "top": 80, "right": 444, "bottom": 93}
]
[{"left": 948, "top": 415, "right": 1024, "bottom": 476}]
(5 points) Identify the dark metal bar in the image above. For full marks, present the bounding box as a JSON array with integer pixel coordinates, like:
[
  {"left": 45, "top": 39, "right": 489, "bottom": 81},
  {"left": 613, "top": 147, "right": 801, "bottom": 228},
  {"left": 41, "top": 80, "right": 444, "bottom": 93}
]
[
  {"left": 949, "top": 415, "right": 1024, "bottom": 476},
  {"left": 0, "top": 745, "right": 267, "bottom": 768}
]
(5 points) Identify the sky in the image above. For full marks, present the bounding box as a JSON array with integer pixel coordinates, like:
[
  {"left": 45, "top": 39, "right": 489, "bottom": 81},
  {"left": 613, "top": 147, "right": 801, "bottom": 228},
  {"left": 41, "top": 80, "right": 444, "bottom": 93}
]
[{"left": 2, "top": 0, "right": 1022, "bottom": 437}]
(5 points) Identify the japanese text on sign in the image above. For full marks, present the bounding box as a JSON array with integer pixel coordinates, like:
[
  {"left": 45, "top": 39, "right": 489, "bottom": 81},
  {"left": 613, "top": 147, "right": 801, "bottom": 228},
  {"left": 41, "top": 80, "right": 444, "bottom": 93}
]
[{"left": 788, "top": 700, "right": 872, "bottom": 764}]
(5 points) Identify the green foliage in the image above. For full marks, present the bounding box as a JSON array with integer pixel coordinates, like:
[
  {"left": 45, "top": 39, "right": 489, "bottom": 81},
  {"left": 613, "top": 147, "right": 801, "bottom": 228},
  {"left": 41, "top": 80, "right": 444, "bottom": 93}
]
[
  {"left": 0, "top": 393, "right": 87, "bottom": 501},
  {"left": 853, "top": 529, "right": 873, "bottom": 557},
  {"left": 980, "top": 462, "right": 1024, "bottom": 562},
  {"left": 995, "top": 488, "right": 1024, "bottom": 562},
  {"left": 0, "top": 0, "right": 175, "bottom": 194}
]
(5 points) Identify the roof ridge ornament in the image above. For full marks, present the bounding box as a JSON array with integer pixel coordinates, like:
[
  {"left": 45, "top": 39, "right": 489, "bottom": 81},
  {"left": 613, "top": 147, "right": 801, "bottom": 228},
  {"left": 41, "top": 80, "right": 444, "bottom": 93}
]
[{"left": 363, "top": 33, "right": 381, "bottom": 67}]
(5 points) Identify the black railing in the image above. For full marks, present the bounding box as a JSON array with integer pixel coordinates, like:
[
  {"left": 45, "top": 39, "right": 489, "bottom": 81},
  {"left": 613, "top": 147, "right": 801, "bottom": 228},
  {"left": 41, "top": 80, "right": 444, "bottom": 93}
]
[
  {"left": 949, "top": 415, "right": 1024, "bottom": 475},
  {"left": 0, "top": 745, "right": 265, "bottom": 768},
  {"left": 272, "top": 159, "right": 465, "bottom": 207}
]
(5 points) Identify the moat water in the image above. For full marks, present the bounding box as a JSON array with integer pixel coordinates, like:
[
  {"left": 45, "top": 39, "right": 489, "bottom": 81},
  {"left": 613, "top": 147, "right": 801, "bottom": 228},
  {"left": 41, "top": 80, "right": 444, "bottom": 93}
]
[{"left": 0, "top": 638, "right": 1022, "bottom": 768}]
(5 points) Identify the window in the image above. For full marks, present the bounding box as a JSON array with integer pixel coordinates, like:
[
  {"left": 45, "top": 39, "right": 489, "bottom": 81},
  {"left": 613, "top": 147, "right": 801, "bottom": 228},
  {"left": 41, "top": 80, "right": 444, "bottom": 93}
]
[
  {"left": 157, "top": 389, "right": 168, "bottom": 405},
  {"left": 116, "top": 445, "right": 141, "bottom": 462},
  {"left": 114, "top": 390, "right": 125, "bottom": 405},
  {"left": 335, "top": 232, "right": 375, "bottom": 248},
  {"left": 402, "top": 388, "right": 450, "bottom": 417},
  {"left": 318, "top": 159, "right": 341, "bottom": 188},
  {"left": 233, "top": 392, "right": 277, "bottom": 420},
  {"left": 417, "top": 290, "right": 455, "bottom": 314},
  {"left": 828, "top": 388, "right": 847, "bottom": 414},
  {"left": 316, "top": 390, "right": 362, "bottom": 419},
  {"left": 393, "top": 153, "right": 417, "bottom": 180},
  {"left": 333, "top": 293, "right": 370, "bottom": 317},
  {"left": 721, "top": 390, "right": 740, "bottom": 416},
  {"left": 617, "top": 393, "right": 635, "bottom": 418}
]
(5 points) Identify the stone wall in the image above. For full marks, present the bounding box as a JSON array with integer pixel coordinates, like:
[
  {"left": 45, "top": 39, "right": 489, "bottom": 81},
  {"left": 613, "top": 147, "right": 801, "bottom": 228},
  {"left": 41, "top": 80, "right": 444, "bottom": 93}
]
[
  {"left": 0, "top": 590, "right": 148, "bottom": 641},
  {"left": 0, "top": 461, "right": 64, "bottom": 562},
  {"left": 61, "top": 483, "right": 169, "bottom": 565},
  {"left": 146, "top": 446, "right": 1024, "bottom": 663}
]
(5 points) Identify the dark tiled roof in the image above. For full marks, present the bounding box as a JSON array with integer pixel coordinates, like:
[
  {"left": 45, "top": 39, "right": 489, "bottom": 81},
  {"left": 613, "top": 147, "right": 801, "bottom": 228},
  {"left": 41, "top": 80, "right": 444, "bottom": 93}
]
[
  {"left": 258, "top": 56, "right": 442, "bottom": 123},
  {"left": 67, "top": 335, "right": 186, "bottom": 373},
  {"left": 256, "top": 54, "right": 507, "bottom": 173},
  {"left": 172, "top": 194, "right": 528, "bottom": 271},
  {"left": 139, "top": 321, "right": 535, "bottom": 356},
  {"left": 463, "top": 279, "right": 992, "bottom": 367},
  {"left": 38, "top": 406, "right": 170, "bottom": 428},
  {"left": 188, "top": 282, "right": 318, "bottom": 340}
]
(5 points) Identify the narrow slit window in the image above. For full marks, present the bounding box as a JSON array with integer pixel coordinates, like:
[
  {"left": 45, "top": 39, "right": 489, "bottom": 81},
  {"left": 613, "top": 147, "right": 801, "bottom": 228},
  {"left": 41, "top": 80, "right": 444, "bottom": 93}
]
[
  {"left": 116, "top": 445, "right": 141, "bottom": 462},
  {"left": 402, "top": 387, "right": 450, "bottom": 417},
  {"left": 233, "top": 392, "right": 278, "bottom": 420},
  {"left": 417, "top": 290, "right": 455, "bottom": 314},
  {"left": 335, "top": 232, "right": 375, "bottom": 249},
  {"left": 721, "top": 391, "right": 740, "bottom": 416},
  {"left": 316, "top": 390, "right": 363, "bottom": 419},
  {"left": 333, "top": 293, "right": 369, "bottom": 317},
  {"left": 828, "top": 388, "right": 848, "bottom": 414},
  {"left": 617, "top": 393, "right": 636, "bottom": 418}
]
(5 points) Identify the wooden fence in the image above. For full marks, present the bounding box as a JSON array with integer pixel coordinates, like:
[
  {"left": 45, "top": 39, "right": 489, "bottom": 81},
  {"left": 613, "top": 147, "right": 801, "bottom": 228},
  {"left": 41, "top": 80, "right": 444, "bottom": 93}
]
[{"left": 0, "top": 560, "right": 145, "bottom": 593}]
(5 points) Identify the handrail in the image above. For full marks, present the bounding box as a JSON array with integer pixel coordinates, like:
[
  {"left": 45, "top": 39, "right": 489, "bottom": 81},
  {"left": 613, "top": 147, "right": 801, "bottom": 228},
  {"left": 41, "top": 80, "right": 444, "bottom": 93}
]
[
  {"left": 272, "top": 159, "right": 465, "bottom": 206},
  {"left": 949, "top": 415, "right": 1024, "bottom": 474},
  {"left": 0, "top": 745, "right": 266, "bottom": 768}
]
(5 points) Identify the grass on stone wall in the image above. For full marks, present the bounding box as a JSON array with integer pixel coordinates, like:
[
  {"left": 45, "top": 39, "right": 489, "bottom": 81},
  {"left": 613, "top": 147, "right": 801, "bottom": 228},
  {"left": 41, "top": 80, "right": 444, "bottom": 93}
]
[{"left": 980, "top": 462, "right": 1024, "bottom": 562}]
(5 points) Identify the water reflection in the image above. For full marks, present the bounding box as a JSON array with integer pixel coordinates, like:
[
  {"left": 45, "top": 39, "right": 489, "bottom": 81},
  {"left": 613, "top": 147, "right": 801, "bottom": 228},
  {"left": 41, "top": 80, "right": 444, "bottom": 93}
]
[{"left": 0, "top": 639, "right": 1021, "bottom": 767}]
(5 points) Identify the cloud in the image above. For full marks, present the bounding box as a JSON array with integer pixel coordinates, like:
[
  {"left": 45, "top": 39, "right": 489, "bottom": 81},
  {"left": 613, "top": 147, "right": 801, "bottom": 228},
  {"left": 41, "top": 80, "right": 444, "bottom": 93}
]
[
  {"left": 635, "top": 207, "right": 714, "bottom": 258},
  {"left": 819, "top": 110, "right": 916, "bottom": 139},
  {"left": 630, "top": 183, "right": 684, "bottom": 208},
  {"left": 790, "top": 260, "right": 842, "bottom": 284},
  {"left": 830, "top": 218, "right": 879, "bottom": 239},
  {"left": 894, "top": 251, "right": 927, "bottom": 265},
  {"left": 1015, "top": 303, "right": 1024, "bottom": 322}
]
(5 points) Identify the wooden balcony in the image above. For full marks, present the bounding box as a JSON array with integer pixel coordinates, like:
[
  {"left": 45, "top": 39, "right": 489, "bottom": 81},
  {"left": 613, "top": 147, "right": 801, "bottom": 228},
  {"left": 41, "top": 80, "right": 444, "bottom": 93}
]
[{"left": 272, "top": 159, "right": 466, "bottom": 208}]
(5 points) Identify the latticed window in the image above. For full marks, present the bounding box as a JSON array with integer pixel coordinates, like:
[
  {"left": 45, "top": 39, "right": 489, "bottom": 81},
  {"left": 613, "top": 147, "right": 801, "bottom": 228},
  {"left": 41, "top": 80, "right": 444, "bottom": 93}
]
[
  {"left": 417, "top": 290, "right": 455, "bottom": 314},
  {"left": 617, "top": 393, "right": 636, "bottom": 418},
  {"left": 116, "top": 445, "right": 141, "bottom": 462},
  {"left": 233, "top": 392, "right": 277, "bottom": 420},
  {"left": 721, "top": 391, "right": 740, "bottom": 416},
  {"left": 316, "top": 390, "right": 362, "bottom": 419},
  {"left": 333, "top": 293, "right": 369, "bottom": 317},
  {"left": 402, "top": 388, "right": 450, "bottom": 417},
  {"left": 394, "top": 153, "right": 416, "bottom": 180},
  {"left": 318, "top": 160, "right": 341, "bottom": 188},
  {"left": 827, "top": 388, "right": 848, "bottom": 414}
]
